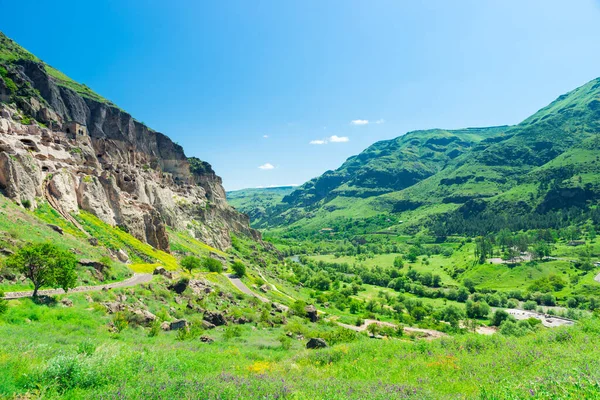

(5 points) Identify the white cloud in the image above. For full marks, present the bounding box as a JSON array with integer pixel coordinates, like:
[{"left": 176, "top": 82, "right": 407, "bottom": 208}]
[
  {"left": 263, "top": 134, "right": 269, "bottom": 138},
  {"left": 309, "top": 135, "right": 349, "bottom": 145},
  {"left": 258, "top": 163, "right": 275, "bottom": 170},
  {"left": 375, "top": 119, "right": 385, "bottom": 124},
  {"left": 351, "top": 119, "right": 369, "bottom": 125},
  {"left": 329, "top": 135, "right": 349, "bottom": 143}
]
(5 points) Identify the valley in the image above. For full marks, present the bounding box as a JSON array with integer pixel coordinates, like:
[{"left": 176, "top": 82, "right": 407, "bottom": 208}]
[{"left": 2, "top": 24, "right": 600, "bottom": 400}]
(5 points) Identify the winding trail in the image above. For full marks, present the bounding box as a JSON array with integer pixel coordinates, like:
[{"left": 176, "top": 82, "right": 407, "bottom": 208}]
[
  {"left": 3, "top": 273, "right": 153, "bottom": 300},
  {"left": 225, "top": 273, "right": 269, "bottom": 303}
]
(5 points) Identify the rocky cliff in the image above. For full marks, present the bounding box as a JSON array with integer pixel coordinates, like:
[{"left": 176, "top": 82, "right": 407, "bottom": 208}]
[{"left": 0, "top": 33, "right": 259, "bottom": 251}]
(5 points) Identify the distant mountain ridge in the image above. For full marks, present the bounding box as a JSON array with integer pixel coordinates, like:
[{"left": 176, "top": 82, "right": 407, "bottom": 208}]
[{"left": 251, "top": 77, "right": 600, "bottom": 236}]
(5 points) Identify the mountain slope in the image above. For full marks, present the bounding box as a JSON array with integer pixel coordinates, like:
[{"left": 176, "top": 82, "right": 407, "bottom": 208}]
[
  {"left": 259, "top": 77, "right": 600, "bottom": 236},
  {"left": 227, "top": 186, "right": 296, "bottom": 224},
  {"left": 0, "top": 31, "right": 258, "bottom": 250}
]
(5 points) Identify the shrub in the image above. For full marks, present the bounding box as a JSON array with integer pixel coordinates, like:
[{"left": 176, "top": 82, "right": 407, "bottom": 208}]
[
  {"left": 231, "top": 260, "right": 246, "bottom": 277},
  {"left": 278, "top": 334, "right": 292, "bottom": 350},
  {"left": 76, "top": 340, "right": 97, "bottom": 356},
  {"left": 491, "top": 310, "right": 511, "bottom": 327},
  {"left": 223, "top": 325, "right": 242, "bottom": 341},
  {"left": 112, "top": 312, "right": 128, "bottom": 333},
  {"left": 21, "top": 199, "right": 31, "bottom": 209},
  {"left": 202, "top": 257, "right": 223, "bottom": 273},
  {"left": 523, "top": 300, "right": 537, "bottom": 311}
]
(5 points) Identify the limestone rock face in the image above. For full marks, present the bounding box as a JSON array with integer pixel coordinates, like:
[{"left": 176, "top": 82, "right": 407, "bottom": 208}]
[{"left": 0, "top": 60, "right": 260, "bottom": 251}]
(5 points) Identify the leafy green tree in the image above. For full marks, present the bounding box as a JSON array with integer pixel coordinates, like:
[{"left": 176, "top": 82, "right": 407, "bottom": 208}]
[
  {"left": 532, "top": 242, "right": 551, "bottom": 261},
  {"left": 465, "top": 300, "right": 490, "bottom": 319},
  {"left": 491, "top": 310, "right": 511, "bottom": 326},
  {"left": 5, "top": 243, "right": 78, "bottom": 296},
  {"left": 231, "top": 260, "right": 246, "bottom": 277},
  {"left": 410, "top": 306, "right": 428, "bottom": 321},
  {"left": 463, "top": 278, "right": 476, "bottom": 293},
  {"left": 440, "top": 305, "right": 464, "bottom": 329},
  {"left": 180, "top": 256, "right": 202, "bottom": 274},
  {"left": 202, "top": 257, "right": 223, "bottom": 273},
  {"left": 457, "top": 287, "right": 470, "bottom": 302},
  {"left": 474, "top": 235, "right": 493, "bottom": 264},
  {"left": 367, "top": 323, "right": 380, "bottom": 336},
  {"left": 393, "top": 256, "right": 404, "bottom": 269}
]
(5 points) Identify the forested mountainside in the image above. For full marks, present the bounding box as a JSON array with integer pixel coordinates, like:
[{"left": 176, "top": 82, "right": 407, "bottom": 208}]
[
  {"left": 250, "top": 77, "right": 600, "bottom": 238},
  {"left": 227, "top": 186, "right": 296, "bottom": 222},
  {"left": 0, "top": 31, "right": 258, "bottom": 251}
]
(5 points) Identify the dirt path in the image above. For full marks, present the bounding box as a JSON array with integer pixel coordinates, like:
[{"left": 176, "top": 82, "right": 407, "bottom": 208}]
[
  {"left": 225, "top": 274, "right": 270, "bottom": 303},
  {"left": 335, "top": 318, "right": 447, "bottom": 339},
  {"left": 594, "top": 272, "right": 600, "bottom": 283},
  {"left": 3, "top": 273, "right": 153, "bottom": 300}
]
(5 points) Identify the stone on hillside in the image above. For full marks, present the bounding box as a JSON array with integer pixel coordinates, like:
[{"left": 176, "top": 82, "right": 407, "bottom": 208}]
[
  {"left": 170, "top": 319, "right": 188, "bottom": 331},
  {"left": 132, "top": 309, "right": 157, "bottom": 325},
  {"left": 88, "top": 237, "right": 99, "bottom": 246},
  {"left": 160, "top": 321, "right": 171, "bottom": 331},
  {"left": 79, "top": 259, "right": 106, "bottom": 271},
  {"left": 103, "top": 302, "right": 124, "bottom": 314},
  {"left": 305, "top": 305, "right": 318, "bottom": 322},
  {"left": 204, "top": 311, "right": 227, "bottom": 326},
  {"left": 60, "top": 298, "right": 73, "bottom": 307},
  {"left": 306, "top": 338, "right": 328, "bottom": 349},
  {"left": 260, "top": 284, "right": 269, "bottom": 293},
  {"left": 47, "top": 224, "right": 63, "bottom": 235},
  {"left": 153, "top": 266, "right": 173, "bottom": 279},
  {"left": 272, "top": 303, "right": 286, "bottom": 313},
  {"left": 0, "top": 248, "right": 14, "bottom": 256},
  {"left": 169, "top": 278, "right": 189, "bottom": 294},
  {"left": 189, "top": 279, "right": 213, "bottom": 295},
  {"left": 116, "top": 249, "right": 129, "bottom": 263},
  {"left": 202, "top": 320, "right": 216, "bottom": 330},
  {"left": 199, "top": 335, "right": 214, "bottom": 343}
]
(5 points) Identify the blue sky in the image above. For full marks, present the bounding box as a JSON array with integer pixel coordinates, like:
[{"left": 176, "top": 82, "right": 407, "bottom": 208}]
[{"left": 2, "top": 1, "right": 600, "bottom": 190}]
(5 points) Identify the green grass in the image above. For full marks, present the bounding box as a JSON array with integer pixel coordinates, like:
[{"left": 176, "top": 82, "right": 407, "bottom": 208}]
[{"left": 2, "top": 285, "right": 600, "bottom": 398}]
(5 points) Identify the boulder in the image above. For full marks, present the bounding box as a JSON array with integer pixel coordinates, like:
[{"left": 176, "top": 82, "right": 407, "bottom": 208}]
[
  {"left": 103, "top": 302, "right": 124, "bottom": 314},
  {"left": 169, "top": 319, "right": 188, "bottom": 331},
  {"left": 199, "top": 335, "right": 214, "bottom": 343},
  {"left": 116, "top": 249, "right": 129, "bottom": 263},
  {"left": 169, "top": 278, "right": 189, "bottom": 294},
  {"left": 47, "top": 224, "right": 63, "bottom": 235},
  {"left": 272, "top": 303, "right": 286, "bottom": 313},
  {"left": 260, "top": 284, "right": 270, "bottom": 293},
  {"left": 88, "top": 237, "right": 99, "bottom": 246},
  {"left": 79, "top": 259, "right": 106, "bottom": 271},
  {"left": 306, "top": 338, "right": 328, "bottom": 349},
  {"left": 202, "top": 320, "right": 216, "bottom": 330},
  {"left": 153, "top": 266, "right": 173, "bottom": 279},
  {"left": 60, "top": 298, "right": 73, "bottom": 307},
  {"left": 0, "top": 248, "right": 14, "bottom": 256},
  {"left": 189, "top": 279, "right": 213, "bottom": 295},
  {"left": 204, "top": 311, "right": 227, "bottom": 326},
  {"left": 160, "top": 321, "right": 171, "bottom": 331},
  {"left": 305, "top": 305, "right": 318, "bottom": 322},
  {"left": 132, "top": 309, "right": 157, "bottom": 325}
]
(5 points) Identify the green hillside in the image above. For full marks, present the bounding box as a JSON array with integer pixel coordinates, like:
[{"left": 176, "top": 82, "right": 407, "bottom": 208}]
[
  {"left": 254, "top": 77, "right": 600, "bottom": 238},
  {"left": 227, "top": 186, "right": 296, "bottom": 224}
]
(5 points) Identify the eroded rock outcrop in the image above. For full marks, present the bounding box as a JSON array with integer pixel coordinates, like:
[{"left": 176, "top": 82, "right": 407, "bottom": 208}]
[{"left": 0, "top": 59, "right": 260, "bottom": 251}]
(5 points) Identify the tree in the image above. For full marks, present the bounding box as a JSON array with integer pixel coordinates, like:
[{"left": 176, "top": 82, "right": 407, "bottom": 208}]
[
  {"left": 440, "top": 305, "right": 464, "bottom": 329},
  {"left": 231, "top": 260, "right": 246, "bottom": 277},
  {"left": 463, "top": 278, "right": 476, "bottom": 293},
  {"left": 474, "top": 236, "right": 493, "bottom": 264},
  {"left": 202, "top": 257, "right": 223, "bottom": 273},
  {"left": 367, "top": 323, "right": 380, "bottom": 337},
  {"left": 5, "top": 243, "right": 77, "bottom": 297},
  {"left": 532, "top": 242, "right": 551, "bottom": 261},
  {"left": 465, "top": 300, "right": 490, "bottom": 319},
  {"left": 393, "top": 256, "right": 404, "bottom": 269},
  {"left": 457, "top": 287, "right": 470, "bottom": 303},
  {"left": 180, "top": 256, "right": 201, "bottom": 274},
  {"left": 491, "top": 310, "right": 511, "bottom": 326}
]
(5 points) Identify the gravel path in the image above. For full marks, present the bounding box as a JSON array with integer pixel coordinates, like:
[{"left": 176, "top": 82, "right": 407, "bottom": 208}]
[
  {"left": 3, "top": 273, "right": 153, "bottom": 300},
  {"left": 225, "top": 274, "right": 270, "bottom": 303}
]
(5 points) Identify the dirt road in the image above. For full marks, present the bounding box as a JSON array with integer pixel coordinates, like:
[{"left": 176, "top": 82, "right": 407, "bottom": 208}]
[{"left": 3, "top": 273, "right": 153, "bottom": 300}]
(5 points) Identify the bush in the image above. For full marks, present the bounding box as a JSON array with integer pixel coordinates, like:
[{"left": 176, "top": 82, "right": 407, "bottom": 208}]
[
  {"left": 232, "top": 260, "right": 246, "bottom": 277},
  {"left": 523, "top": 300, "right": 537, "bottom": 311},
  {"left": 203, "top": 257, "right": 223, "bottom": 273},
  {"left": 112, "top": 312, "right": 128, "bottom": 333},
  {"left": 21, "top": 199, "right": 31, "bottom": 209},
  {"left": 491, "top": 310, "right": 511, "bottom": 327}
]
